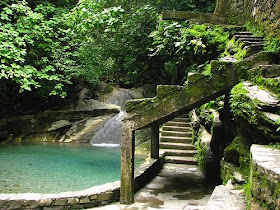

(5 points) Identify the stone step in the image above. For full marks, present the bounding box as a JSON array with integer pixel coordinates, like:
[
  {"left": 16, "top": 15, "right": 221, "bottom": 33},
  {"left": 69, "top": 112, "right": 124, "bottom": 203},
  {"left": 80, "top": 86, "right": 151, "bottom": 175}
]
[
  {"left": 161, "top": 149, "right": 197, "bottom": 157},
  {"left": 234, "top": 35, "right": 263, "bottom": 40},
  {"left": 164, "top": 121, "right": 190, "bottom": 127},
  {"left": 165, "top": 156, "right": 197, "bottom": 165},
  {"left": 161, "top": 126, "right": 189, "bottom": 132},
  {"left": 234, "top": 31, "right": 253, "bottom": 36},
  {"left": 161, "top": 130, "right": 191, "bottom": 137},
  {"left": 160, "top": 136, "right": 192, "bottom": 143},
  {"left": 238, "top": 37, "right": 264, "bottom": 42},
  {"left": 160, "top": 142, "right": 195, "bottom": 150},
  {"left": 172, "top": 117, "right": 191, "bottom": 123},
  {"left": 242, "top": 41, "right": 264, "bottom": 46},
  {"left": 179, "top": 114, "right": 189, "bottom": 118}
]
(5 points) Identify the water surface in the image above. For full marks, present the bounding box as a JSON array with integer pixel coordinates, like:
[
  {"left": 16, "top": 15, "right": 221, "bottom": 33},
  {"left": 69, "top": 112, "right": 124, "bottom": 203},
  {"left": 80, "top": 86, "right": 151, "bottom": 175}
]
[{"left": 0, "top": 143, "right": 141, "bottom": 194}]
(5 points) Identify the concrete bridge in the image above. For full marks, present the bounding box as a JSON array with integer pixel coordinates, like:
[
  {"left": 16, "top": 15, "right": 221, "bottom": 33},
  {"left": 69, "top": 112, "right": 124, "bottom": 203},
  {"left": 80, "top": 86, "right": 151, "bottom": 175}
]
[{"left": 120, "top": 51, "right": 273, "bottom": 204}]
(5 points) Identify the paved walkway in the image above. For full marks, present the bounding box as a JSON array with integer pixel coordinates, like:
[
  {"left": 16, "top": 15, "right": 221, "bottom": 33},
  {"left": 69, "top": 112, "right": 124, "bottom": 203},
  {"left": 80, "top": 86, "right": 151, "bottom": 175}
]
[{"left": 91, "top": 163, "right": 213, "bottom": 210}]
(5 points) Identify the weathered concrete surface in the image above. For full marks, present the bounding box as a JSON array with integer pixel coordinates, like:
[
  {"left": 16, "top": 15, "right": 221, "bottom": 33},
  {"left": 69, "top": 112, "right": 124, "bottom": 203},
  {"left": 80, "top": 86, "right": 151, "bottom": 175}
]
[
  {"left": 92, "top": 164, "right": 213, "bottom": 210},
  {"left": 205, "top": 182, "right": 246, "bottom": 210},
  {"left": 251, "top": 144, "right": 280, "bottom": 209},
  {"left": 124, "top": 52, "right": 274, "bottom": 131}
]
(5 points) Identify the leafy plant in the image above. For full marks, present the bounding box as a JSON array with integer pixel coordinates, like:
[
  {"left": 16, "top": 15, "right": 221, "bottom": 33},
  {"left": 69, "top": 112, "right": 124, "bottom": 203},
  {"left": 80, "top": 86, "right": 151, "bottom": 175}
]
[
  {"left": 0, "top": 0, "right": 78, "bottom": 97},
  {"left": 149, "top": 21, "right": 229, "bottom": 83}
]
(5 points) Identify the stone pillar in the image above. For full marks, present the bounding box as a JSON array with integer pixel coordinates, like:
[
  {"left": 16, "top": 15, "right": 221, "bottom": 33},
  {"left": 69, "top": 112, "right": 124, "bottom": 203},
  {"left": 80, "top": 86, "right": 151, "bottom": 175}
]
[
  {"left": 214, "top": 0, "right": 226, "bottom": 15},
  {"left": 120, "top": 121, "right": 135, "bottom": 204},
  {"left": 151, "top": 123, "right": 159, "bottom": 159}
]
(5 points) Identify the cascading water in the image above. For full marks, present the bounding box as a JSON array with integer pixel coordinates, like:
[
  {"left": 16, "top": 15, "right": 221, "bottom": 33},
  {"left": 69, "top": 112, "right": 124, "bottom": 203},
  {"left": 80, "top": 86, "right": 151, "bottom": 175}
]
[{"left": 90, "top": 90, "right": 132, "bottom": 147}]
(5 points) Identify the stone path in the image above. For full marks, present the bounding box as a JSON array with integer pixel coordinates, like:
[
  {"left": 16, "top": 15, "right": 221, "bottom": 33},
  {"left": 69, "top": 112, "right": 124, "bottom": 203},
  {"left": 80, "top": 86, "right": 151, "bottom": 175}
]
[{"left": 90, "top": 163, "right": 213, "bottom": 210}]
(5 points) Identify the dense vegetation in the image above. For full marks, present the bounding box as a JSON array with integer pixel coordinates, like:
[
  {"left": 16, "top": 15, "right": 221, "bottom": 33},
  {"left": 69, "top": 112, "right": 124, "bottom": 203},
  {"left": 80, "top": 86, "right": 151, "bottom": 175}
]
[{"left": 0, "top": 0, "right": 219, "bottom": 116}]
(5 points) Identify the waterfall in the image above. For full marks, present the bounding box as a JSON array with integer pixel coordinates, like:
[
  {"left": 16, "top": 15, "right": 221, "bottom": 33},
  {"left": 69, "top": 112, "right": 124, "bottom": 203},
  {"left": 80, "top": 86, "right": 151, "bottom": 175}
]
[{"left": 90, "top": 90, "right": 132, "bottom": 147}]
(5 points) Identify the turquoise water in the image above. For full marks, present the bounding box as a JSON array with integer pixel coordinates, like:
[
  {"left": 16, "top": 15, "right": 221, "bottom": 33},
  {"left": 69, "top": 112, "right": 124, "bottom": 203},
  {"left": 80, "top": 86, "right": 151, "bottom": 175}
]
[{"left": 0, "top": 143, "right": 140, "bottom": 194}]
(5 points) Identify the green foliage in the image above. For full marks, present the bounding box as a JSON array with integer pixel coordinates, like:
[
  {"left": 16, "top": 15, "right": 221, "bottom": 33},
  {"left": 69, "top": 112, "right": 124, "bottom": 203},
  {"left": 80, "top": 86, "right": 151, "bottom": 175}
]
[
  {"left": 0, "top": 0, "right": 78, "bottom": 98},
  {"left": 269, "top": 142, "right": 280, "bottom": 149},
  {"left": 264, "top": 37, "right": 280, "bottom": 54},
  {"left": 106, "top": 0, "right": 216, "bottom": 13},
  {"left": 222, "top": 38, "right": 248, "bottom": 61},
  {"left": 69, "top": 1, "right": 159, "bottom": 87},
  {"left": 149, "top": 21, "right": 229, "bottom": 83}
]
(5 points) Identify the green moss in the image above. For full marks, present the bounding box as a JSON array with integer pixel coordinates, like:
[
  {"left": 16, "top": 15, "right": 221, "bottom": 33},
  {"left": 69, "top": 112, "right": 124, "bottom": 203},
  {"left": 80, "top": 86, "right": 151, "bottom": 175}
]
[
  {"left": 223, "top": 135, "right": 251, "bottom": 183},
  {"left": 156, "top": 85, "right": 182, "bottom": 99},
  {"left": 103, "top": 85, "right": 114, "bottom": 94},
  {"left": 222, "top": 38, "right": 248, "bottom": 61},
  {"left": 126, "top": 98, "right": 155, "bottom": 112},
  {"left": 230, "top": 83, "right": 280, "bottom": 143},
  {"left": 220, "top": 160, "right": 239, "bottom": 185},
  {"left": 195, "top": 135, "right": 207, "bottom": 173},
  {"left": 250, "top": 155, "right": 280, "bottom": 209},
  {"left": 248, "top": 67, "right": 280, "bottom": 97}
]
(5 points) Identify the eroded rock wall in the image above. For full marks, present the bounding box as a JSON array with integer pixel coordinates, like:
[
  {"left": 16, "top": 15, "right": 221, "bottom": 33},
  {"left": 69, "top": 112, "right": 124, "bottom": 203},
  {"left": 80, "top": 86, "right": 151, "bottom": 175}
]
[{"left": 225, "top": 0, "right": 280, "bottom": 38}]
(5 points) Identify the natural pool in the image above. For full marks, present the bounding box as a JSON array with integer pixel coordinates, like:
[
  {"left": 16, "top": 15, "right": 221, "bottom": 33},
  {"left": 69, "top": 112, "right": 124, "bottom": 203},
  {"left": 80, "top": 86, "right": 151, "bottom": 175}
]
[{"left": 0, "top": 142, "right": 143, "bottom": 194}]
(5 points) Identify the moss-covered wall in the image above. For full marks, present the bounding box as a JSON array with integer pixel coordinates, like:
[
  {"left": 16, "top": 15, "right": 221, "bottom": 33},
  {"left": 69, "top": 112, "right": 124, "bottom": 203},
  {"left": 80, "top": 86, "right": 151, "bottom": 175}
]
[
  {"left": 224, "top": 0, "right": 280, "bottom": 39},
  {"left": 250, "top": 145, "right": 280, "bottom": 209}
]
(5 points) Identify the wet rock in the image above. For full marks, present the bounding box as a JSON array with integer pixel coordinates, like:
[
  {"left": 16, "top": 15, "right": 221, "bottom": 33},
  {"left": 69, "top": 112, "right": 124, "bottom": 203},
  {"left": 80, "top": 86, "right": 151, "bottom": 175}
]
[
  {"left": 243, "top": 81, "right": 280, "bottom": 112},
  {"left": 38, "top": 199, "right": 53, "bottom": 206},
  {"left": 260, "top": 65, "right": 280, "bottom": 78},
  {"left": 54, "top": 199, "right": 67, "bottom": 206},
  {"left": 233, "top": 172, "right": 245, "bottom": 184},
  {"left": 79, "top": 197, "right": 90, "bottom": 204},
  {"left": 263, "top": 112, "right": 280, "bottom": 122},
  {"left": 97, "top": 192, "right": 114, "bottom": 202},
  {"left": 48, "top": 120, "right": 72, "bottom": 131},
  {"left": 205, "top": 182, "right": 246, "bottom": 210},
  {"left": 220, "top": 56, "right": 237, "bottom": 63},
  {"left": 68, "top": 198, "right": 79, "bottom": 205}
]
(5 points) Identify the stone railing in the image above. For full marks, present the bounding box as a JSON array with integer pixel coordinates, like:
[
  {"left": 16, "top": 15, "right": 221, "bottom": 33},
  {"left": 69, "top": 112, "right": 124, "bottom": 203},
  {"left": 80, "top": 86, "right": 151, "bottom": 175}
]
[{"left": 120, "top": 51, "right": 274, "bottom": 204}]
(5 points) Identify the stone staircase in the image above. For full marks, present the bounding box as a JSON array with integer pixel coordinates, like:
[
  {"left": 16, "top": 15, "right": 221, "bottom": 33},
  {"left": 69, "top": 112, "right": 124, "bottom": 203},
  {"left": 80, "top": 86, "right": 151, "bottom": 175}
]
[
  {"left": 233, "top": 31, "right": 265, "bottom": 55},
  {"left": 159, "top": 114, "right": 197, "bottom": 165}
]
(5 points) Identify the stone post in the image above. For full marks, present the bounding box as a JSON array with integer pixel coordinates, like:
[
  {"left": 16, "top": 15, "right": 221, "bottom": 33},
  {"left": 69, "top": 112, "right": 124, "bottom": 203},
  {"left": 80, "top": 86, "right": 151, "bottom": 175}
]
[
  {"left": 214, "top": 0, "right": 226, "bottom": 15},
  {"left": 151, "top": 123, "right": 159, "bottom": 159},
  {"left": 120, "top": 121, "right": 135, "bottom": 204}
]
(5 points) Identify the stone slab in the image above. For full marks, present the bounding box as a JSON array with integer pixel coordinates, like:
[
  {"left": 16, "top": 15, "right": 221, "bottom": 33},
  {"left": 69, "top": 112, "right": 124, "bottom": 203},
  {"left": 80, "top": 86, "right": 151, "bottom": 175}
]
[
  {"left": 205, "top": 182, "right": 246, "bottom": 210},
  {"left": 251, "top": 144, "right": 280, "bottom": 176}
]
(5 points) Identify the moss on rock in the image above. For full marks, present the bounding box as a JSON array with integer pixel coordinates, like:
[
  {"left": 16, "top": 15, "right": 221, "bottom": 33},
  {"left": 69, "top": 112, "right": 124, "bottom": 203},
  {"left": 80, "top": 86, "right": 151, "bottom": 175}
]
[{"left": 230, "top": 82, "right": 280, "bottom": 144}]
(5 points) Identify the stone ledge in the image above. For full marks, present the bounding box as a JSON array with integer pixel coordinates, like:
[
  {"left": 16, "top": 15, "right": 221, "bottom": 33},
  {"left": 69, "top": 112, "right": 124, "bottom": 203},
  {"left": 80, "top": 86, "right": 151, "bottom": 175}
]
[
  {"left": 251, "top": 144, "right": 280, "bottom": 176},
  {"left": 205, "top": 182, "right": 246, "bottom": 210},
  {"left": 250, "top": 144, "right": 280, "bottom": 209}
]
